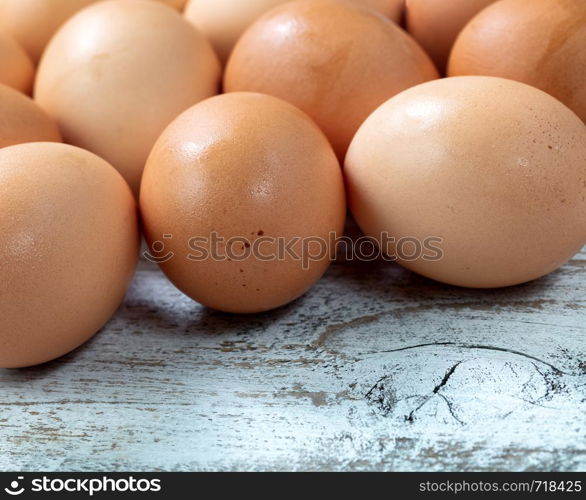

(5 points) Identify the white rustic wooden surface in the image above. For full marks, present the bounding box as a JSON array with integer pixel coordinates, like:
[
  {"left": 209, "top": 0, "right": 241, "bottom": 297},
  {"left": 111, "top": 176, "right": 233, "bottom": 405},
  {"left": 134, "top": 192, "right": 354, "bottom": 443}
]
[{"left": 1, "top": 235, "right": 585, "bottom": 472}]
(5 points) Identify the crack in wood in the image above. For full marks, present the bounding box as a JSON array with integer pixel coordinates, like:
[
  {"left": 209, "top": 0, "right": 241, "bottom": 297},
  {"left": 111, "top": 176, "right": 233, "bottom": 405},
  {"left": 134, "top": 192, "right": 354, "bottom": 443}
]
[
  {"left": 365, "top": 356, "right": 574, "bottom": 425},
  {"left": 365, "top": 362, "right": 466, "bottom": 424},
  {"left": 2, "top": 250, "right": 585, "bottom": 471},
  {"left": 437, "top": 394, "right": 464, "bottom": 426},
  {"left": 405, "top": 362, "right": 463, "bottom": 424},
  {"left": 312, "top": 294, "right": 585, "bottom": 346},
  {"left": 376, "top": 343, "right": 571, "bottom": 375}
]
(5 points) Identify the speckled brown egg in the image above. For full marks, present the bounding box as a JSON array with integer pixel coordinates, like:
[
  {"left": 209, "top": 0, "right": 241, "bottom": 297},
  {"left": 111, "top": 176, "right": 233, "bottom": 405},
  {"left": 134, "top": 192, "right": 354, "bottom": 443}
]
[
  {"left": 406, "top": 0, "right": 497, "bottom": 73},
  {"left": 35, "top": 0, "right": 221, "bottom": 194},
  {"left": 0, "top": 84, "right": 61, "bottom": 148},
  {"left": 0, "top": 142, "right": 139, "bottom": 368},
  {"left": 140, "top": 92, "right": 346, "bottom": 313},
  {"left": 345, "top": 76, "right": 586, "bottom": 288},
  {"left": 224, "top": 0, "right": 438, "bottom": 160},
  {"left": 449, "top": 0, "right": 586, "bottom": 124},
  {"left": 184, "top": 0, "right": 291, "bottom": 65},
  {"left": 0, "top": 0, "right": 98, "bottom": 64},
  {"left": 0, "top": 30, "right": 34, "bottom": 94}
]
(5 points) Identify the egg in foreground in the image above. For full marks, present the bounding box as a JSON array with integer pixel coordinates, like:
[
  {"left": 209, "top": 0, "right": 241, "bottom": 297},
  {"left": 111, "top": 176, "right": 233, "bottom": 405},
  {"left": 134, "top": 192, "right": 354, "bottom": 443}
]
[
  {"left": 0, "top": 83, "right": 61, "bottom": 148},
  {"left": 345, "top": 76, "right": 586, "bottom": 288},
  {"left": 449, "top": 0, "right": 586, "bottom": 124},
  {"left": 224, "top": 0, "right": 438, "bottom": 160},
  {"left": 140, "top": 92, "right": 346, "bottom": 313},
  {"left": 0, "top": 143, "right": 139, "bottom": 368},
  {"left": 35, "top": 0, "right": 221, "bottom": 194}
]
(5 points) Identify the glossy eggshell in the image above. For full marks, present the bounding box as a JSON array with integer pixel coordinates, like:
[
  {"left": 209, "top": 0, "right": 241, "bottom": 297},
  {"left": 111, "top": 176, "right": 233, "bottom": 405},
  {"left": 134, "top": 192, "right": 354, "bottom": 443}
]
[
  {"left": 224, "top": 0, "right": 438, "bottom": 160},
  {"left": 184, "top": 0, "right": 291, "bottom": 64},
  {"left": 0, "top": 31, "right": 34, "bottom": 94},
  {"left": 0, "top": 142, "right": 139, "bottom": 368},
  {"left": 0, "top": 0, "right": 98, "bottom": 64},
  {"left": 449, "top": 0, "right": 586, "bottom": 124},
  {"left": 406, "top": 0, "right": 497, "bottom": 73},
  {"left": 140, "top": 92, "right": 346, "bottom": 314},
  {"left": 0, "top": 84, "right": 61, "bottom": 148},
  {"left": 345, "top": 76, "right": 586, "bottom": 288},
  {"left": 34, "top": 0, "right": 221, "bottom": 194}
]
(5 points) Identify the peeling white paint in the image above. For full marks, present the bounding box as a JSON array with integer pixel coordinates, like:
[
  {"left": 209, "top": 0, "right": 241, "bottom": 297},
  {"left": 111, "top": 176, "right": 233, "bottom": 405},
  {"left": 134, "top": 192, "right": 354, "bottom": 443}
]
[{"left": 0, "top": 245, "right": 584, "bottom": 472}]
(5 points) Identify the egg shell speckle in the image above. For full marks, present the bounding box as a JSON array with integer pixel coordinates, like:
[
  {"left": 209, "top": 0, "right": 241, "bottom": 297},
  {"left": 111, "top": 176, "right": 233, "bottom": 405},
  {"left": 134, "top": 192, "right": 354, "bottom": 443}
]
[
  {"left": 345, "top": 76, "right": 586, "bottom": 288},
  {"left": 140, "top": 92, "right": 346, "bottom": 314}
]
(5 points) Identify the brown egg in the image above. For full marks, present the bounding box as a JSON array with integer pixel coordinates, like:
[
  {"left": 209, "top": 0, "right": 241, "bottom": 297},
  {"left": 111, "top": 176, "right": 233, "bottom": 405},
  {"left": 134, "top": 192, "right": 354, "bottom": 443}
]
[
  {"left": 184, "top": 0, "right": 291, "bottom": 65},
  {"left": 353, "top": 0, "right": 404, "bottom": 22},
  {"left": 406, "top": 0, "right": 497, "bottom": 73},
  {"left": 0, "top": 30, "right": 34, "bottom": 94},
  {"left": 184, "top": 0, "right": 403, "bottom": 67},
  {"left": 140, "top": 92, "right": 346, "bottom": 313},
  {"left": 35, "top": 0, "right": 220, "bottom": 194},
  {"left": 449, "top": 0, "right": 586, "bottom": 124},
  {"left": 0, "top": 0, "right": 98, "bottom": 64},
  {"left": 224, "top": 0, "right": 438, "bottom": 160},
  {"left": 0, "top": 142, "right": 139, "bottom": 368},
  {"left": 345, "top": 77, "right": 586, "bottom": 288},
  {"left": 0, "top": 84, "right": 61, "bottom": 148}
]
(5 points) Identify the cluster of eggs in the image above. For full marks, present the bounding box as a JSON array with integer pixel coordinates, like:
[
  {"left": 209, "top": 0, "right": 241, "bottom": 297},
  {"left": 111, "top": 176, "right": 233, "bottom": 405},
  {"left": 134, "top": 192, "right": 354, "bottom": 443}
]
[{"left": 1, "top": 0, "right": 585, "bottom": 368}]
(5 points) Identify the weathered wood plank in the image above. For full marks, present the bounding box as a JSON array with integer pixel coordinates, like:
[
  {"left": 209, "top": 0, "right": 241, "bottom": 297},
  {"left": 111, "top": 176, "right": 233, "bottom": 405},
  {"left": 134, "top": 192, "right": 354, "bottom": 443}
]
[{"left": 1, "top": 245, "right": 584, "bottom": 471}]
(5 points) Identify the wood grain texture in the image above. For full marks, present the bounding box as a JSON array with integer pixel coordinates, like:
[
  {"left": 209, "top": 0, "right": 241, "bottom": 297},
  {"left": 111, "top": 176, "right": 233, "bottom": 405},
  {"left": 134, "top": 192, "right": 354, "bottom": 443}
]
[{"left": 1, "top": 244, "right": 585, "bottom": 472}]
